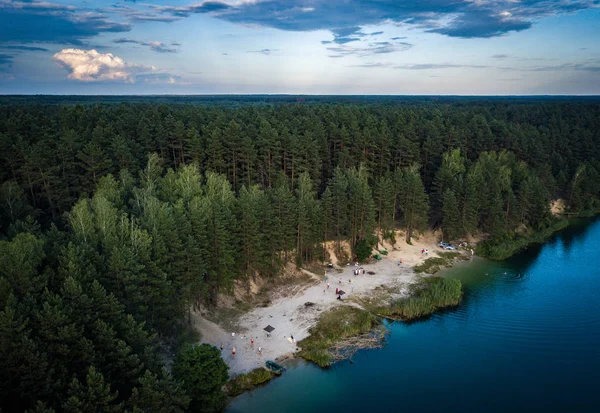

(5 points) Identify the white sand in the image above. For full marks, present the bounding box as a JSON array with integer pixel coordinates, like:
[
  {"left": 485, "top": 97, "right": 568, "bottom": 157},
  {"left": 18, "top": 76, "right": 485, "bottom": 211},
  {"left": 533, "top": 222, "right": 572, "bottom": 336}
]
[
  {"left": 194, "top": 259, "right": 433, "bottom": 376},
  {"left": 192, "top": 230, "right": 459, "bottom": 377}
]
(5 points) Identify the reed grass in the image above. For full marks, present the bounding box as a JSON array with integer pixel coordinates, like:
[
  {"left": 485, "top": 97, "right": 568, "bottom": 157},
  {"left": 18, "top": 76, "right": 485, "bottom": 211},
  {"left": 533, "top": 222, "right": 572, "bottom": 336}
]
[
  {"left": 374, "top": 277, "right": 462, "bottom": 320},
  {"left": 297, "top": 306, "right": 381, "bottom": 367}
]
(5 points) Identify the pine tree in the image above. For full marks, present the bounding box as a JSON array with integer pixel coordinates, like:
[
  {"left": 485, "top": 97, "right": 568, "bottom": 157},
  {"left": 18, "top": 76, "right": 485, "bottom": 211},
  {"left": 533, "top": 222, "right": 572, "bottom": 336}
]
[
  {"left": 441, "top": 189, "right": 461, "bottom": 241},
  {"left": 172, "top": 344, "right": 228, "bottom": 413},
  {"left": 397, "top": 164, "right": 430, "bottom": 243}
]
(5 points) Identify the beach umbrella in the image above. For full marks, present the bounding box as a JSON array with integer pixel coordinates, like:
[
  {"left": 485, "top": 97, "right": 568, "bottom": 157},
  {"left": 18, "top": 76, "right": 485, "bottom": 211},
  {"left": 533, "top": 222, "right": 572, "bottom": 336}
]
[
  {"left": 337, "top": 290, "right": 346, "bottom": 296},
  {"left": 263, "top": 325, "right": 275, "bottom": 333}
]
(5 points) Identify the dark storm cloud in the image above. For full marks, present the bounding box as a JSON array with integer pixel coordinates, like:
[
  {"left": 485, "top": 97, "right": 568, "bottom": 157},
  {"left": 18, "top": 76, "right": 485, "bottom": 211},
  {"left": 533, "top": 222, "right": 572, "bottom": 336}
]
[
  {"left": 0, "top": 1, "right": 130, "bottom": 44},
  {"left": 0, "top": 45, "right": 49, "bottom": 51},
  {"left": 146, "top": 1, "right": 599, "bottom": 39}
]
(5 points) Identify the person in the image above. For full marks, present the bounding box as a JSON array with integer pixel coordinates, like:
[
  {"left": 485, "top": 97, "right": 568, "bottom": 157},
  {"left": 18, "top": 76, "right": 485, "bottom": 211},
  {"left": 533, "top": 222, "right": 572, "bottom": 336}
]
[
  {"left": 421, "top": 248, "right": 424, "bottom": 254},
  {"left": 363, "top": 269, "right": 365, "bottom": 275},
  {"left": 232, "top": 347, "right": 236, "bottom": 356},
  {"left": 425, "top": 249, "right": 429, "bottom": 256},
  {"left": 327, "top": 282, "right": 330, "bottom": 289},
  {"left": 232, "top": 332, "right": 235, "bottom": 339},
  {"left": 291, "top": 335, "right": 295, "bottom": 343},
  {"left": 220, "top": 343, "right": 224, "bottom": 351},
  {"left": 397, "top": 260, "right": 401, "bottom": 266},
  {"left": 250, "top": 338, "right": 254, "bottom": 345},
  {"left": 351, "top": 285, "right": 355, "bottom": 293},
  {"left": 336, "top": 287, "right": 339, "bottom": 294},
  {"left": 338, "top": 277, "right": 342, "bottom": 284},
  {"left": 258, "top": 346, "right": 262, "bottom": 354}
]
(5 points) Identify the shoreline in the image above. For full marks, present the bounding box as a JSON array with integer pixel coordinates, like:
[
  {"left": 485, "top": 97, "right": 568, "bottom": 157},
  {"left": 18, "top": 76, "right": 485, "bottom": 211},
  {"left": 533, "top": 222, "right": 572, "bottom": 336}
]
[
  {"left": 195, "top": 217, "right": 587, "bottom": 381},
  {"left": 193, "top": 231, "right": 468, "bottom": 378},
  {"left": 199, "top": 218, "right": 594, "bottom": 398}
]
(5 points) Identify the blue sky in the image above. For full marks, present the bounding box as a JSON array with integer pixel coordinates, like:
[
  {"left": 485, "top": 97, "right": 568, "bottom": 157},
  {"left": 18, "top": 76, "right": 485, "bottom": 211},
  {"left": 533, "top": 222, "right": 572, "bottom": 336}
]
[{"left": 0, "top": 0, "right": 599, "bottom": 94}]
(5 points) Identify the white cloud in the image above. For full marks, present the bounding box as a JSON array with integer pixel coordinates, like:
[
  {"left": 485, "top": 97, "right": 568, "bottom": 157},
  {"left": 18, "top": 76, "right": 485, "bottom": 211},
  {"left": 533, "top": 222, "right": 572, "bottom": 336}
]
[{"left": 52, "top": 48, "right": 156, "bottom": 82}]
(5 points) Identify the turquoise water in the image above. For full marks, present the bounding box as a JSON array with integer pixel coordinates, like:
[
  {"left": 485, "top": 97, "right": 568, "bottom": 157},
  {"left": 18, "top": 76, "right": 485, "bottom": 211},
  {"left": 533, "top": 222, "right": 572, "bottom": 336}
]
[{"left": 228, "top": 219, "right": 600, "bottom": 413}]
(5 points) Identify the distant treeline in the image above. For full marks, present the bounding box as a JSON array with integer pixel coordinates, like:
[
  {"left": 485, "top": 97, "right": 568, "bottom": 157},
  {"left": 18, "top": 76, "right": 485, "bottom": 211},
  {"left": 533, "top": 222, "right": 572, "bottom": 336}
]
[{"left": 1, "top": 100, "right": 600, "bottom": 412}]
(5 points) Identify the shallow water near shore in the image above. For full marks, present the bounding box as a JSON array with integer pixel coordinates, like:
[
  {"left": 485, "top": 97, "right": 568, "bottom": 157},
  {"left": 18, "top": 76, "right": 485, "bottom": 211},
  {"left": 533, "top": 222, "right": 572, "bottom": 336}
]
[{"left": 228, "top": 219, "right": 600, "bottom": 413}]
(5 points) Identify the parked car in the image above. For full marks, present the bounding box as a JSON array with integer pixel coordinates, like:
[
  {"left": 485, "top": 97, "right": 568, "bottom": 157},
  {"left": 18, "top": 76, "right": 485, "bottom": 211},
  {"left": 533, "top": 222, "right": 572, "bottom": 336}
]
[{"left": 439, "top": 242, "right": 455, "bottom": 250}]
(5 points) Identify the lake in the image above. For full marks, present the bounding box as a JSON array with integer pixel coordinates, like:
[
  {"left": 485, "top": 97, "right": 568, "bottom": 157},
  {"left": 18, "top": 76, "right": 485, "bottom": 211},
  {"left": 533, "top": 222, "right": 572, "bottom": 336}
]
[{"left": 228, "top": 219, "right": 600, "bottom": 413}]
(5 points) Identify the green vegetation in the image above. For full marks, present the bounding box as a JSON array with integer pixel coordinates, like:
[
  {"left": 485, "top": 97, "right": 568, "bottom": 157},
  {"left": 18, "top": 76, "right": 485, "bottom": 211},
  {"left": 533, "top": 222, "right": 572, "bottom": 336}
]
[
  {"left": 172, "top": 344, "right": 229, "bottom": 413},
  {"left": 297, "top": 306, "right": 382, "bottom": 367},
  {"left": 226, "top": 368, "right": 273, "bottom": 397},
  {"left": 414, "top": 252, "right": 464, "bottom": 274},
  {"left": 477, "top": 219, "right": 570, "bottom": 260},
  {"left": 1, "top": 99, "right": 600, "bottom": 412},
  {"left": 374, "top": 277, "right": 463, "bottom": 320},
  {"left": 355, "top": 236, "right": 376, "bottom": 262}
]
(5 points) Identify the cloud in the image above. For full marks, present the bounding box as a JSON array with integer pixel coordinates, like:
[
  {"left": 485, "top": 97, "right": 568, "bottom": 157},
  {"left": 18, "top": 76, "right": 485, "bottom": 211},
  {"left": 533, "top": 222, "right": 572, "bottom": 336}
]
[
  {"left": 247, "top": 48, "right": 280, "bottom": 55},
  {"left": 149, "top": 1, "right": 233, "bottom": 17},
  {"left": 348, "top": 62, "right": 489, "bottom": 70},
  {"left": 0, "top": 45, "right": 49, "bottom": 51},
  {"left": 369, "top": 31, "right": 384, "bottom": 36},
  {"left": 0, "top": 0, "right": 131, "bottom": 44},
  {"left": 390, "top": 36, "right": 407, "bottom": 40},
  {"left": 52, "top": 48, "right": 166, "bottom": 82},
  {"left": 348, "top": 62, "right": 392, "bottom": 68},
  {"left": 113, "top": 38, "right": 179, "bottom": 53},
  {"left": 327, "top": 41, "right": 412, "bottom": 58},
  {"left": 427, "top": 10, "right": 532, "bottom": 38},
  {"left": 492, "top": 54, "right": 510, "bottom": 59},
  {"left": 393, "top": 63, "right": 488, "bottom": 70},
  {"left": 526, "top": 62, "right": 600, "bottom": 72},
  {"left": 0, "top": 53, "right": 12, "bottom": 66},
  {"left": 145, "top": 0, "right": 600, "bottom": 39},
  {"left": 108, "top": 5, "right": 181, "bottom": 23}
]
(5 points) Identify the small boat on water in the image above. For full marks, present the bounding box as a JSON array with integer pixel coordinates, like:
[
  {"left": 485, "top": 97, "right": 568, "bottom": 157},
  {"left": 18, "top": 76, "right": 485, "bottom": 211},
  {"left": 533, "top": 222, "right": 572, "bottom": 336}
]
[{"left": 265, "top": 360, "right": 284, "bottom": 374}]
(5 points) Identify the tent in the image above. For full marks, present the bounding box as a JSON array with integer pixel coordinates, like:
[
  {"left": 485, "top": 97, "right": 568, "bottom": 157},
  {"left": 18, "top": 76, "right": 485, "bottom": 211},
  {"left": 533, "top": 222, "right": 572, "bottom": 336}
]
[{"left": 263, "top": 325, "right": 275, "bottom": 333}]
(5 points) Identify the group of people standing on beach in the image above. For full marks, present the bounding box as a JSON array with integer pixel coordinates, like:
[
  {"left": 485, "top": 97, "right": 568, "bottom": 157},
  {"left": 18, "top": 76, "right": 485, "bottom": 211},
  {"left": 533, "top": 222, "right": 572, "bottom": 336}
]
[{"left": 221, "top": 333, "right": 262, "bottom": 358}]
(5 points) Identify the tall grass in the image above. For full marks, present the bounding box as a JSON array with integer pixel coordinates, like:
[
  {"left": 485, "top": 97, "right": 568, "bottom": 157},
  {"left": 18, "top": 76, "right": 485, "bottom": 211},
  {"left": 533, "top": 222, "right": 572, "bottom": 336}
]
[
  {"left": 297, "top": 306, "right": 381, "bottom": 367},
  {"left": 375, "top": 277, "right": 462, "bottom": 320}
]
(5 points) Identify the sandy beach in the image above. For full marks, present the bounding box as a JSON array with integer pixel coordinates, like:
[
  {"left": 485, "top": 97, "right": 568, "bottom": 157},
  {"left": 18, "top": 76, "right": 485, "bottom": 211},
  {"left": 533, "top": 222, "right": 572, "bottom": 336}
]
[{"left": 193, "top": 232, "right": 454, "bottom": 377}]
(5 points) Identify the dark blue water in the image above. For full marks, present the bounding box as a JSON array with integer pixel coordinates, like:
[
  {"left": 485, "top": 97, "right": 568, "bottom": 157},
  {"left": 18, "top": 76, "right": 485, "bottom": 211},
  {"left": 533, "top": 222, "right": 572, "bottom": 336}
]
[{"left": 228, "top": 219, "right": 600, "bottom": 413}]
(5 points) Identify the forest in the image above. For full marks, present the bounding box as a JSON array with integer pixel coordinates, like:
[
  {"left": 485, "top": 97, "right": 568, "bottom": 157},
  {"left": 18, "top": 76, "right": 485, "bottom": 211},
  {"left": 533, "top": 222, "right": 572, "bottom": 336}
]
[{"left": 1, "top": 98, "right": 600, "bottom": 412}]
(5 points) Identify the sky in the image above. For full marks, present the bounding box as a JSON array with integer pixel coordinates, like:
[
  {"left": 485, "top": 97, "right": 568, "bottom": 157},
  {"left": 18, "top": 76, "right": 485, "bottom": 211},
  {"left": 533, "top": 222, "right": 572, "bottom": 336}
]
[{"left": 0, "top": 0, "right": 599, "bottom": 95}]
